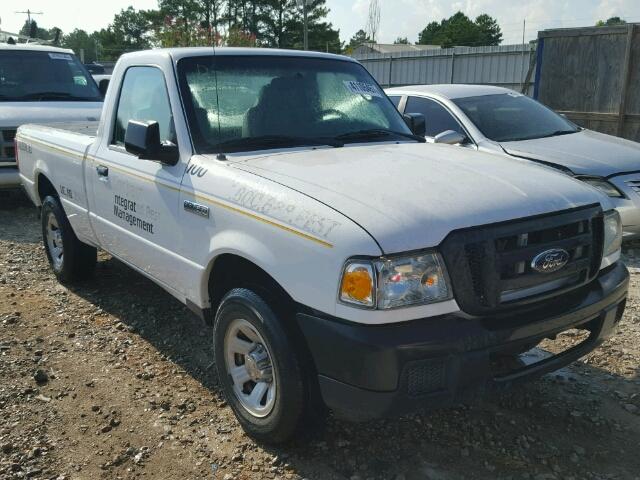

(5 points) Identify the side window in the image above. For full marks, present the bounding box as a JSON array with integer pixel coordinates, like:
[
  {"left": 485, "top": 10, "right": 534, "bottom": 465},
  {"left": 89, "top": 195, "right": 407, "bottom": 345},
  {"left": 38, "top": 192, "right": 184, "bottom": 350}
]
[
  {"left": 405, "top": 96, "right": 464, "bottom": 138},
  {"left": 112, "top": 67, "right": 175, "bottom": 146},
  {"left": 388, "top": 95, "right": 401, "bottom": 109}
]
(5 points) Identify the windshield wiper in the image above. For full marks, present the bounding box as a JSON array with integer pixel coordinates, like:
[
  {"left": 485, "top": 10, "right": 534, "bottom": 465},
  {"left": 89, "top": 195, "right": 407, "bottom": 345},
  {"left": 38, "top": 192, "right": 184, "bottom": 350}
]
[
  {"left": 213, "top": 135, "right": 343, "bottom": 152},
  {"left": 538, "top": 129, "right": 578, "bottom": 139},
  {"left": 17, "top": 92, "right": 99, "bottom": 101},
  {"left": 334, "top": 129, "right": 426, "bottom": 143}
]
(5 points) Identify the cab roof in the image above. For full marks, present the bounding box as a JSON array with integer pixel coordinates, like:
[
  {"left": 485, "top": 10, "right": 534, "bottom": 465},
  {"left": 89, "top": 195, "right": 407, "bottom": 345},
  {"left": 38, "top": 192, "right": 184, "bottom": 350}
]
[
  {"left": 120, "top": 47, "right": 357, "bottom": 64},
  {"left": 0, "top": 43, "right": 74, "bottom": 54}
]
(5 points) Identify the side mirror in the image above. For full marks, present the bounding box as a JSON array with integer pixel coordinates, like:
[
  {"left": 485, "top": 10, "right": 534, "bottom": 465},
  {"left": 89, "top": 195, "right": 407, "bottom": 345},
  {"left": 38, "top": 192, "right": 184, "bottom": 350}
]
[
  {"left": 98, "top": 79, "right": 110, "bottom": 97},
  {"left": 403, "top": 113, "right": 426, "bottom": 137},
  {"left": 434, "top": 130, "right": 467, "bottom": 145},
  {"left": 124, "top": 120, "right": 179, "bottom": 165}
]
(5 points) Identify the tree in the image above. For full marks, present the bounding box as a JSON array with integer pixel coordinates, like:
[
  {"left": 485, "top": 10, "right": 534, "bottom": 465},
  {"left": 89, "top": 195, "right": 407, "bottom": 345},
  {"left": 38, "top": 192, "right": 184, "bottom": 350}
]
[
  {"left": 596, "top": 16, "right": 626, "bottom": 26},
  {"left": 19, "top": 19, "right": 51, "bottom": 40},
  {"left": 418, "top": 11, "right": 502, "bottom": 47},
  {"left": 475, "top": 14, "right": 502, "bottom": 45},
  {"left": 393, "top": 36, "right": 409, "bottom": 44},
  {"left": 94, "top": 7, "right": 157, "bottom": 59},
  {"left": 346, "top": 29, "right": 371, "bottom": 50},
  {"left": 62, "top": 29, "right": 99, "bottom": 63}
]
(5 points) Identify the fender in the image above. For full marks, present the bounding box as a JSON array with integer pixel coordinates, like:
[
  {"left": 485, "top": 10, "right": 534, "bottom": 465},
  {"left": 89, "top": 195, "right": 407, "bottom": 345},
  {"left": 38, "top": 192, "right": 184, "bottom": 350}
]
[{"left": 198, "top": 228, "right": 280, "bottom": 309}]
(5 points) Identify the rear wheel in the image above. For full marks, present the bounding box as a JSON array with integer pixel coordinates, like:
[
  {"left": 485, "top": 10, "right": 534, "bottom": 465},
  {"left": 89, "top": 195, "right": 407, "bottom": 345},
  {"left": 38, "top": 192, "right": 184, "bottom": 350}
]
[
  {"left": 214, "top": 288, "right": 309, "bottom": 443},
  {"left": 41, "top": 195, "right": 96, "bottom": 282}
]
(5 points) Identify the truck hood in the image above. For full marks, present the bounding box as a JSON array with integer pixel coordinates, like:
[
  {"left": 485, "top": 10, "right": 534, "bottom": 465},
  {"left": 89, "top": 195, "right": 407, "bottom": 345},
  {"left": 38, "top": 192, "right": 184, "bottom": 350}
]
[
  {"left": 0, "top": 101, "right": 102, "bottom": 128},
  {"left": 501, "top": 129, "right": 640, "bottom": 177},
  {"left": 226, "top": 142, "right": 608, "bottom": 254}
]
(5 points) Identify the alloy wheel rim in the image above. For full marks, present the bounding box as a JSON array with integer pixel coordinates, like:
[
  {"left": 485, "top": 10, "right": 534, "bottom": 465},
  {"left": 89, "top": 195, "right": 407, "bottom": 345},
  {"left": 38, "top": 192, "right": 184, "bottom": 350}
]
[
  {"left": 46, "top": 213, "right": 64, "bottom": 270},
  {"left": 224, "top": 318, "right": 276, "bottom": 417}
]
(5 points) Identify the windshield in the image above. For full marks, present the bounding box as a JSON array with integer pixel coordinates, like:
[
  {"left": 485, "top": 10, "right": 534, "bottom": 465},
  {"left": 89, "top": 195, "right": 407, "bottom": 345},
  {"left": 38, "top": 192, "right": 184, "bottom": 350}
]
[
  {"left": 452, "top": 93, "right": 579, "bottom": 142},
  {"left": 0, "top": 50, "right": 102, "bottom": 102},
  {"left": 177, "top": 55, "right": 413, "bottom": 152}
]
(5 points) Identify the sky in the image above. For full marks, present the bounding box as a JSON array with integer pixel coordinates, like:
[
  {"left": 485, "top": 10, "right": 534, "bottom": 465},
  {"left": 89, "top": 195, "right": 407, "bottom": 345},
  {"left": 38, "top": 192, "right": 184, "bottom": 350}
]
[{"left": 1, "top": 0, "right": 639, "bottom": 45}]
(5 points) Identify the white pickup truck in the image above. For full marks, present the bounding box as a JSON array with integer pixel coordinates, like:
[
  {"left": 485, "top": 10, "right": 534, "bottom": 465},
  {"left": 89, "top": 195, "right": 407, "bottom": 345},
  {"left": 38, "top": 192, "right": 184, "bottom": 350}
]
[
  {"left": 17, "top": 47, "right": 628, "bottom": 443},
  {"left": 0, "top": 44, "right": 103, "bottom": 188}
]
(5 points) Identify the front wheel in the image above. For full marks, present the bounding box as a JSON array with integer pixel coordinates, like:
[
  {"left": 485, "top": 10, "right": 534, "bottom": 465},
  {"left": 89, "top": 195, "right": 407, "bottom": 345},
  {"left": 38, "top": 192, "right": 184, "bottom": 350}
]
[
  {"left": 213, "top": 288, "right": 309, "bottom": 443},
  {"left": 41, "top": 195, "right": 97, "bottom": 282}
]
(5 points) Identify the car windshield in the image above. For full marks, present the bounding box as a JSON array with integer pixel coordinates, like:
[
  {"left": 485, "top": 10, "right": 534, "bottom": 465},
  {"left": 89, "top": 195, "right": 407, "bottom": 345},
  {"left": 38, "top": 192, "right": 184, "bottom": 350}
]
[
  {"left": 0, "top": 50, "right": 102, "bottom": 102},
  {"left": 177, "top": 54, "right": 413, "bottom": 153},
  {"left": 452, "top": 93, "right": 579, "bottom": 142}
]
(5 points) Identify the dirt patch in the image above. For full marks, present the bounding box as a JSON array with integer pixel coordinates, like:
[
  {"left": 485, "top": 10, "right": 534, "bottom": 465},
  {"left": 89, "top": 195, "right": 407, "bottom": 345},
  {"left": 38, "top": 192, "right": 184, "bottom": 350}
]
[{"left": 1, "top": 191, "right": 639, "bottom": 480}]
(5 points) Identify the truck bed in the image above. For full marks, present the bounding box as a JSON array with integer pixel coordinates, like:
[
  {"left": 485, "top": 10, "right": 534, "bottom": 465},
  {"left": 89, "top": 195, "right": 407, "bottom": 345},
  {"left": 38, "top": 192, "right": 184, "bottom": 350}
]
[{"left": 25, "top": 121, "right": 100, "bottom": 138}]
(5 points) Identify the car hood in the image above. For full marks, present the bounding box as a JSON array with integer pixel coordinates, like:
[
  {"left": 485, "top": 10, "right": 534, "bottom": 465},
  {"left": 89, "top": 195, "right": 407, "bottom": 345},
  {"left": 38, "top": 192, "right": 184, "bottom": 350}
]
[
  {"left": 0, "top": 101, "right": 103, "bottom": 128},
  {"left": 225, "top": 142, "right": 607, "bottom": 254},
  {"left": 501, "top": 129, "right": 640, "bottom": 177}
]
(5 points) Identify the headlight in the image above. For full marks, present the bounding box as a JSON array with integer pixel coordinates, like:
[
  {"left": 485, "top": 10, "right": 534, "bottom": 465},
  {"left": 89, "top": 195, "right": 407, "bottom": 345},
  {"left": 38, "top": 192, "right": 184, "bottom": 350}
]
[
  {"left": 580, "top": 177, "right": 624, "bottom": 198},
  {"left": 339, "top": 252, "right": 452, "bottom": 309},
  {"left": 603, "top": 210, "right": 622, "bottom": 259}
]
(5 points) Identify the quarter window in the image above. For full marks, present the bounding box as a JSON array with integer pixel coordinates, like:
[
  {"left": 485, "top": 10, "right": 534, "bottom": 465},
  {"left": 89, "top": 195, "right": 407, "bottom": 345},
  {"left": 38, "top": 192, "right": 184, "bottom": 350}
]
[
  {"left": 405, "top": 96, "right": 464, "bottom": 138},
  {"left": 112, "top": 67, "right": 175, "bottom": 146}
]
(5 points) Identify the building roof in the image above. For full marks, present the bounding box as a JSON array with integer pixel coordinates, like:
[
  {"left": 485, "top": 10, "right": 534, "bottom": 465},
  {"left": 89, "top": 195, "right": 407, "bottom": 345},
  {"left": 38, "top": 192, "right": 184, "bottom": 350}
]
[
  {"left": 386, "top": 84, "right": 517, "bottom": 100},
  {"left": 354, "top": 43, "right": 440, "bottom": 54}
]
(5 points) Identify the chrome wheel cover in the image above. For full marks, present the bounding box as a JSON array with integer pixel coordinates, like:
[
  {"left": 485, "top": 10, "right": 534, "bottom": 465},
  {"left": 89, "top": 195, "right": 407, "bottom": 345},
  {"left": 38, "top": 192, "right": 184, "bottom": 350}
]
[
  {"left": 224, "top": 318, "right": 276, "bottom": 417},
  {"left": 45, "top": 213, "right": 64, "bottom": 270}
]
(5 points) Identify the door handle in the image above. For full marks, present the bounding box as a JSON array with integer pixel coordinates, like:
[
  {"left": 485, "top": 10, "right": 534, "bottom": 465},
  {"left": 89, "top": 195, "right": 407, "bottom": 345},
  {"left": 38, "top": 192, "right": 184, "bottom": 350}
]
[{"left": 96, "top": 165, "right": 109, "bottom": 177}]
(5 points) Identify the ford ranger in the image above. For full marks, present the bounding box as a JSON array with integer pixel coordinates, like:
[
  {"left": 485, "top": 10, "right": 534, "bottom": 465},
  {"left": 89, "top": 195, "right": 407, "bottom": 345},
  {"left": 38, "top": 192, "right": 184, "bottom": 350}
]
[
  {"left": 16, "top": 48, "right": 628, "bottom": 443},
  {"left": 0, "top": 43, "right": 103, "bottom": 188}
]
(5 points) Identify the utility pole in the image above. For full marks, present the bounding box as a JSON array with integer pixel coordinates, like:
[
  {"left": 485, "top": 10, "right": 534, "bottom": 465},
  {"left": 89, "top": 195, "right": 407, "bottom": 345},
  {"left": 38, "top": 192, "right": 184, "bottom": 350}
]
[
  {"left": 297, "top": 0, "right": 312, "bottom": 50},
  {"left": 15, "top": 9, "right": 43, "bottom": 37},
  {"left": 520, "top": 19, "right": 526, "bottom": 91}
]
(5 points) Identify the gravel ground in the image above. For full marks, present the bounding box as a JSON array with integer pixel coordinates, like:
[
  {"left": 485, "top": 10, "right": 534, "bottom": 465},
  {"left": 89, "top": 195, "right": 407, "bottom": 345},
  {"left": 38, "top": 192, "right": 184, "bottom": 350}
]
[{"left": 1, "top": 191, "right": 639, "bottom": 480}]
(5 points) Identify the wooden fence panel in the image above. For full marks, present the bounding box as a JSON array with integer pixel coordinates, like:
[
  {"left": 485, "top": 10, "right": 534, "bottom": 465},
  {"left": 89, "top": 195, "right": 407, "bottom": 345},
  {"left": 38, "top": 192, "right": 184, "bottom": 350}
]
[{"left": 537, "top": 25, "right": 640, "bottom": 141}]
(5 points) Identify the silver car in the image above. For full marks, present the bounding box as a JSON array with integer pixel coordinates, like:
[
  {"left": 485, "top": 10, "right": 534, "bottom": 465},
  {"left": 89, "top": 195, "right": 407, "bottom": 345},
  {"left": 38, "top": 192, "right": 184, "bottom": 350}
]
[{"left": 386, "top": 85, "right": 640, "bottom": 239}]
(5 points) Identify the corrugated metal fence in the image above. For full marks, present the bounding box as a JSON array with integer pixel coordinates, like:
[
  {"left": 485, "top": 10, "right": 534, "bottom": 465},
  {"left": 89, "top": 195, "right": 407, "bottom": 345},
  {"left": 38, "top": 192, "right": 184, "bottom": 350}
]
[{"left": 352, "top": 44, "right": 537, "bottom": 95}]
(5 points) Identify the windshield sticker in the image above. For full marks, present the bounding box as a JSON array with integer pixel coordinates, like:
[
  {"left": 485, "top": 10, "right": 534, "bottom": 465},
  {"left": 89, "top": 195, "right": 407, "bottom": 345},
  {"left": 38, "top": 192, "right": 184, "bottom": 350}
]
[
  {"left": 343, "top": 80, "right": 382, "bottom": 98},
  {"left": 48, "top": 53, "right": 73, "bottom": 61}
]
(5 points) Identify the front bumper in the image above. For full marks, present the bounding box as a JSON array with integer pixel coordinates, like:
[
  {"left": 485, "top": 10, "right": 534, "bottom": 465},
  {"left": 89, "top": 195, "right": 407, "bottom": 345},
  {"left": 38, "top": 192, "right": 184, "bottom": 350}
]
[
  {"left": 0, "top": 166, "right": 20, "bottom": 189},
  {"left": 297, "top": 262, "right": 628, "bottom": 420}
]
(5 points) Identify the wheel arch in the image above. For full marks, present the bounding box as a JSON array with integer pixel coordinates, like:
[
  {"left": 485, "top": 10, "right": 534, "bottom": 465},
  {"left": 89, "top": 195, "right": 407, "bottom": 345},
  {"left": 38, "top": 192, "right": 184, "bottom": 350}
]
[
  {"left": 35, "top": 170, "right": 58, "bottom": 205},
  {"left": 206, "top": 252, "right": 295, "bottom": 324}
]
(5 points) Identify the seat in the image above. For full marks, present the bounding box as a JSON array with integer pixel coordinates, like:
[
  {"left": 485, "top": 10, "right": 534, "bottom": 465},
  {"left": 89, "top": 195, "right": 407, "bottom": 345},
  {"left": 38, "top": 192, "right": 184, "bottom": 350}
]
[{"left": 243, "top": 75, "right": 314, "bottom": 138}]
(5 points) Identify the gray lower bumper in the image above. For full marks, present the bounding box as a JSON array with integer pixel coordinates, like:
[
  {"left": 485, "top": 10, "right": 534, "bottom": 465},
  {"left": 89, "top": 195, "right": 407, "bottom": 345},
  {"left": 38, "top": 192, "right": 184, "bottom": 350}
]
[{"left": 0, "top": 167, "right": 20, "bottom": 189}]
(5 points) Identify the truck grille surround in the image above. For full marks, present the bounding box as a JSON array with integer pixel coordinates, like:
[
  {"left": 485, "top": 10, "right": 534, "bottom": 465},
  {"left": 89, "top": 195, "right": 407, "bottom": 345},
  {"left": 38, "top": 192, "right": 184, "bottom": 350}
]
[
  {"left": 0, "top": 129, "right": 17, "bottom": 165},
  {"left": 441, "top": 205, "right": 604, "bottom": 315}
]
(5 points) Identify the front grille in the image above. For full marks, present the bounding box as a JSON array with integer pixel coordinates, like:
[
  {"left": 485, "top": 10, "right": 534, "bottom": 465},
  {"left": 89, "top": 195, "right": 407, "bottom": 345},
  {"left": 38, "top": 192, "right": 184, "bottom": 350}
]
[
  {"left": 441, "top": 205, "right": 604, "bottom": 315},
  {"left": 0, "top": 129, "right": 17, "bottom": 164}
]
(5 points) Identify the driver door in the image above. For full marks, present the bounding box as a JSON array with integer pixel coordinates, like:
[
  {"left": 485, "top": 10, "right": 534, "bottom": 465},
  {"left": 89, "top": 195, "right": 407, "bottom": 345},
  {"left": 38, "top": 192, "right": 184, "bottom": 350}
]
[{"left": 89, "top": 66, "right": 186, "bottom": 290}]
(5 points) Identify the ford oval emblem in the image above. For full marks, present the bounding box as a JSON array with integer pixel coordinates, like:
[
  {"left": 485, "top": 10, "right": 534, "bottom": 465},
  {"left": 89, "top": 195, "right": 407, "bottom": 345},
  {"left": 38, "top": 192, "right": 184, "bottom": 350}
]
[{"left": 531, "top": 249, "right": 570, "bottom": 274}]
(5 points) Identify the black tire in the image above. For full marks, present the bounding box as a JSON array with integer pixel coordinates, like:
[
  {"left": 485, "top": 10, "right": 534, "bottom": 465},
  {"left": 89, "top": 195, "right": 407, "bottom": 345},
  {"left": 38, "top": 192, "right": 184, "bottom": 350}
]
[
  {"left": 41, "top": 195, "right": 97, "bottom": 282},
  {"left": 213, "top": 288, "right": 310, "bottom": 443}
]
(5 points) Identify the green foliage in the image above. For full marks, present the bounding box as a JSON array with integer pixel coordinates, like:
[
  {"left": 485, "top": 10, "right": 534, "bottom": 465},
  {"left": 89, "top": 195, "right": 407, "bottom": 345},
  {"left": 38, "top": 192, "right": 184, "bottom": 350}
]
[
  {"left": 61, "top": 29, "right": 99, "bottom": 62},
  {"left": 24, "top": 0, "right": 343, "bottom": 60},
  {"left": 418, "top": 11, "right": 503, "bottom": 47},
  {"left": 393, "top": 37, "right": 409, "bottom": 44},
  {"left": 345, "top": 29, "right": 371, "bottom": 53},
  {"left": 19, "top": 20, "right": 52, "bottom": 40},
  {"left": 596, "top": 16, "right": 626, "bottom": 26}
]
